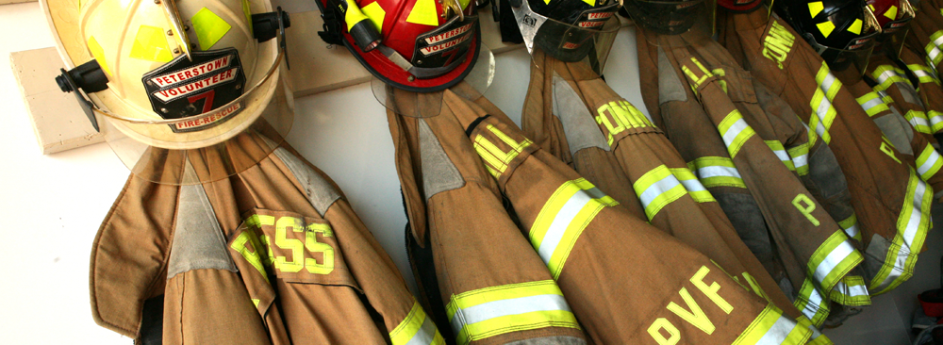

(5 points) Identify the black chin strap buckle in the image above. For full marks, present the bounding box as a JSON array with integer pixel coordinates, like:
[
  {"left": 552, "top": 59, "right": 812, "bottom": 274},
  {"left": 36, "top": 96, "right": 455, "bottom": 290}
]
[
  {"left": 252, "top": 7, "right": 292, "bottom": 69},
  {"left": 316, "top": 0, "right": 345, "bottom": 47},
  {"left": 55, "top": 60, "right": 107, "bottom": 132}
]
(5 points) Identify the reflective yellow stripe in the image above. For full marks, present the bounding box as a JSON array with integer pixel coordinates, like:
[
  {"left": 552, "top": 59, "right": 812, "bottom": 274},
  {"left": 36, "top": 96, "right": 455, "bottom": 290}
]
[
  {"left": 787, "top": 141, "right": 811, "bottom": 176},
  {"left": 917, "top": 144, "right": 943, "bottom": 181},
  {"left": 191, "top": 7, "right": 232, "bottom": 51},
  {"left": 634, "top": 165, "right": 688, "bottom": 220},
  {"left": 531, "top": 179, "right": 612, "bottom": 279},
  {"left": 809, "top": 62, "right": 841, "bottom": 144},
  {"left": 855, "top": 91, "right": 889, "bottom": 117},
  {"left": 765, "top": 140, "right": 796, "bottom": 171},
  {"left": 688, "top": 156, "right": 747, "bottom": 189},
  {"left": 446, "top": 280, "right": 580, "bottom": 345},
  {"left": 927, "top": 31, "right": 943, "bottom": 67},
  {"left": 731, "top": 304, "right": 812, "bottom": 345},
  {"left": 838, "top": 214, "right": 861, "bottom": 241},
  {"left": 909, "top": 64, "right": 941, "bottom": 86},
  {"left": 904, "top": 110, "right": 932, "bottom": 134},
  {"left": 391, "top": 300, "right": 446, "bottom": 345},
  {"left": 807, "top": 230, "right": 863, "bottom": 292},
  {"left": 473, "top": 125, "right": 533, "bottom": 179},
  {"left": 929, "top": 110, "right": 943, "bottom": 133},
  {"left": 670, "top": 168, "right": 716, "bottom": 203},
  {"left": 796, "top": 316, "right": 833, "bottom": 345},
  {"left": 870, "top": 170, "right": 933, "bottom": 294},
  {"left": 829, "top": 275, "right": 871, "bottom": 307},
  {"left": 872, "top": 65, "right": 910, "bottom": 92},
  {"left": 719, "top": 109, "right": 756, "bottom": 159},
  {"left": 794, "top": 278, "right": 830, "bottom": 327}
]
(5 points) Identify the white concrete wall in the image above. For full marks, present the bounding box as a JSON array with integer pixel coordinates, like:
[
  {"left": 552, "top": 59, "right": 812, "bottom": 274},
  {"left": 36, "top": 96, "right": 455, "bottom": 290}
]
[{"left": 0, "top": 2, "right": 938, "bottom": 344}]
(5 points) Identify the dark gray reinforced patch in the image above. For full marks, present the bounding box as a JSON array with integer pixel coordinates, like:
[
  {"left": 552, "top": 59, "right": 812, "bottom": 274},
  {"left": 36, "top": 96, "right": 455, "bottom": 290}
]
[
  {"left": 808, "top": 144, "right": 850, "bottom": 199},
  {"left": 874, "top": 107, "right": 915, "bottom": 156},
  {"left": 863, "top": 234, "right": 893, "bottom": 283},
  {"left": 657, "top": 47, "right": 688, "bottom": 104},
  {"left": 273, "top": 147, "right": 342, "bottom": 217},
  {"left": 714, "top": 193, "right": 776, "bottom": 266},
  {"left": 167, "top": 162, "right": 238, "bottom": 279},
  {"left": 418, "top": 119, "right": 464, "bottom": 201},
  {"left": 551, "top": 73, "right": 611, "bottom": 155}
]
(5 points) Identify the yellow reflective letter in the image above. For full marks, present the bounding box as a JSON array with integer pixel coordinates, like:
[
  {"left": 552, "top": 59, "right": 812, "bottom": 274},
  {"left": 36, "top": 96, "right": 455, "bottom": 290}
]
[
  {"left": 691, "top": 266, "right": 734, "bottom": 314},
  {"left": 668, "top": 287, "right": 716, "bottom": 335},
  {"left": 648, "top": 318, "right": 681, "bottom": 345}
]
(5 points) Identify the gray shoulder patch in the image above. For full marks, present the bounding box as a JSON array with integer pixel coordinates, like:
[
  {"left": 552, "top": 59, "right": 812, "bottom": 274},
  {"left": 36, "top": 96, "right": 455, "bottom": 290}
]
[
  {"left": 273, "top": 147, "right": 342, "bottom": 217},
  {"left": 807, "top": 144, "right": 849, "bottom": 199},
  {"left": 874, "top": 107, "right": 915, "bottom": 156},
  {"left": 167, "top": 162, "right": 238, "bottom": 279},
  {"left": 551, "top": 73, "right": 610, "bottom": 156},
  {"left": 504, "top": 336, "right": 587, "bottom": 345},
  {"left": 418, "top": 119, "right": 465, "bottom": 200},
  {"left": 896, "top": 82, "right": 923, "bottom": 107},
  {"left": 657, "top": 47, "right": 688, "bottom": 104}
]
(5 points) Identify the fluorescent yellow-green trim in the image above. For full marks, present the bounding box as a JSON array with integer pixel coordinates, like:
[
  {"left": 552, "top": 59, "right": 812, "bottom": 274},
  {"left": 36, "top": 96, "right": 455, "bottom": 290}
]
[{"left": 191, "top": 7, "right": 232, "bottom": 51}]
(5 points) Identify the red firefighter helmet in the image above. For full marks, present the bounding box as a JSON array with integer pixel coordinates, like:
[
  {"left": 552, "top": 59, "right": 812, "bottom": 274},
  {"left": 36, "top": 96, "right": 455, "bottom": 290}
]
[
  {"left": 867, "top": 0, "right": 915, "bottom": 57},
  {"left": 316, "top": 0, "right": 482, "bottom": 92}
]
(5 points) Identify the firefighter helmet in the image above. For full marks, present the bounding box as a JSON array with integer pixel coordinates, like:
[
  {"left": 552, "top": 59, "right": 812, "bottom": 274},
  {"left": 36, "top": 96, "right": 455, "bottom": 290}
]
[
  {"left": 774, "top": 0, "right": 882, "bottom": 82},
  {"left": 44, "top": 0, "right": 293, "bottom": 184},
  {"left": 316, "top": 0, "right": 485, "bottom": 93},
  {"left": 508, "top": 0, "right": 621, "bottom": 74},
  {"left": 867, "top": 0, "right": 915, "bottom": 57}
]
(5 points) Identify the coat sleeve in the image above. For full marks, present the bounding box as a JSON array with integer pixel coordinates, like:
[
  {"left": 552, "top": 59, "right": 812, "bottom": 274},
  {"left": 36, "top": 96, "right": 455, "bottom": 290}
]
[
  {"left": 89, "top": 163, "right": 179, "bottom": 338},
  {"left": 754, "top": 79, "right": 860, "bottom": 240}
]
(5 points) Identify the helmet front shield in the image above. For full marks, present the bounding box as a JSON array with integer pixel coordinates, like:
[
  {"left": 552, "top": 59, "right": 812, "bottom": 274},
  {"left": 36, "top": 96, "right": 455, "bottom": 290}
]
[{"left": 510, "top": 0, "right": 621, "bottom": 76}]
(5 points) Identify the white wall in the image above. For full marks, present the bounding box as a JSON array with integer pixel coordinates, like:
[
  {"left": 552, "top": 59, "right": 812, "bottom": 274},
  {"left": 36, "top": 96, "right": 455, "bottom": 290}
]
[{"left": 0, "top": 2, "right": 938, "bottom": 344}]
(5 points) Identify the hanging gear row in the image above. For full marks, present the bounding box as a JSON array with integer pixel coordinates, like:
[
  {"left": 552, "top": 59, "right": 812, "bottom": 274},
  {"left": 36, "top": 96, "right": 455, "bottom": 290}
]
[{"left": 40, "top": 0, "right": 943, "bottom": 343}]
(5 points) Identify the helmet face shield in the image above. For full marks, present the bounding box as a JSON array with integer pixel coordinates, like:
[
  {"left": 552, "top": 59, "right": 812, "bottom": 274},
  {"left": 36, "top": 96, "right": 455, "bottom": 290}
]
[
  {"left": 626, "top": 0, "right": 716, "bottom": 47},
  {"left": 511, "top": 0, "right": 621, "bottom": 76},
  {"left": 808, "top": 33, "right": 878, "bottom": 83},
  {"left": 371, "top": 44, "right": 495, "bottom": 118}
]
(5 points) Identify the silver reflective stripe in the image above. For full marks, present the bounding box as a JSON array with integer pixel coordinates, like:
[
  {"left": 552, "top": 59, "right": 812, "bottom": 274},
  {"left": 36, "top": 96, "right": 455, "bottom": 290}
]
[
  {"left": 913, "top": 69, "right": 935, "bottom": 81},
  {"left": 813, "top": 240, "right": 856, "bottom": 284},
  {"left": 771, "top": 148, "right": 790, "bottom": 163},
  {"left": 833, "top": 280, "right": 869, "bottom": 298},
  {"left": 935, "top": 34, "right": 943, "bottom": 48},
  {"left": 844, "top": 224, "right": 860, "bottom": 239},
  {"left": 799, "top": 286, "right": 825, "bottom": 321},
  {"left": 537, "top": 190, "right": 593, "bottom": 264},
  {"left": 639, "top": 174, "right": 681, "bottom": 209},
  {"left": 722, "top": 118, "right": 751, "bottom": 147},
  {"left": 860, "top": 97, "right": 884, "bottom": 112},
  {"left": 792, "top": 153, "right": 809, "bottom": 171},
  {"left": 697, "top": 165, "right": 743, "bottom": 179},
  {"left": 756, "top": 315, "right": 800, "bottom": 345},
  {"left": 814, "top": 99, "right": 833, "bottom": 139},
  {"left": 909, "top": 112, "right": 931, "bottom": 128},
  {"left": 678, "top": 178, "right": 707, "bottom": 192},
  {"left": 876, "top": 69, "right": 897, "bottom": 85},
  {"left": 873, "top": 179, "right": 929, "bottom": 291},
  {"left": 405, "top": 317, "right": 439, "bottom": 345},
  {"left": 450, "top": 294, "right": 572, "bottom": 334},
  {"left": 929, "top": 46, "right": 942, "bottom": 64},
  {"left": 918, "top": 149, "right": 942, "bottom": 177},
  {"left": 820, "top": 72, "right": 838, "bottom": 95}
]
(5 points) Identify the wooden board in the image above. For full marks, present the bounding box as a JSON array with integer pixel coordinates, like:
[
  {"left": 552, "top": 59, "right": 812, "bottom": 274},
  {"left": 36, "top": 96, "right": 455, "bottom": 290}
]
[
  {"left": 12, "top": 7, "right": 627, "bottom": 154},
  {"left": 0, "top": 0, "right": 36, "bottom": 5},
  {"left": 10, "top": 48, "right": 103, "bottom": 154}
]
